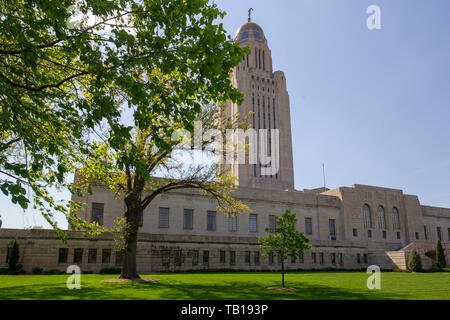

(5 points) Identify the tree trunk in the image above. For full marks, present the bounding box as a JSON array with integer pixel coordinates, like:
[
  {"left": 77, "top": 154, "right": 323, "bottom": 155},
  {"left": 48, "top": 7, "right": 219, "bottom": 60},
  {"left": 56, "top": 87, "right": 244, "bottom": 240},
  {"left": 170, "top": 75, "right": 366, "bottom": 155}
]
[
  {"left": 120, "top": 205, "right": 142, "bottom": 279},
  {"left": 281, "top": 259, "right": 285, "bottom": 288}
]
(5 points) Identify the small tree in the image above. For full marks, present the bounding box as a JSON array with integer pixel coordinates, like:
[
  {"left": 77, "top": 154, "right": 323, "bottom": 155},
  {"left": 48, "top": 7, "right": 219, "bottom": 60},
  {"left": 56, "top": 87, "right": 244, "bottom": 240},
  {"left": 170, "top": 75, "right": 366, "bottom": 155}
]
[
  {"left": 258, "top": 210, "right": 311, "bottom": 288},
  {"left": 8, "top": 239, "right": 19, "bottom": 271},
  {"left": 408, "top": 249, "right": 422, "bottom": 272},
  {"left": 436, "top": 239, "right": 446, "bottom": 270}
]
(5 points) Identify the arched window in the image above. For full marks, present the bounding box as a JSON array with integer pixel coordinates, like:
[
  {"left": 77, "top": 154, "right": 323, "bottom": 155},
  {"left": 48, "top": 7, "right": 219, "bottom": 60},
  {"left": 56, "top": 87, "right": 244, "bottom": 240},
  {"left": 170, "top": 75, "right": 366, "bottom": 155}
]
[
  {"left": 392, "top": 207, "right": 400, "bottom": 230},
  {"left": 363, "top": 204, "right": 372, "bottom": 228},
  {"left": 378, "top": 206, "right": 386, "bottom": 229}
]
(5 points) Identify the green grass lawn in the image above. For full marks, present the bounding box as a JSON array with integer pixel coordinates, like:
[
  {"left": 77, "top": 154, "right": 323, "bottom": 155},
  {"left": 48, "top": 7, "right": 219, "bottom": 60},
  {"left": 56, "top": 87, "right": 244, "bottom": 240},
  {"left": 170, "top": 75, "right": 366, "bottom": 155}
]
[{"left": 0, "top": 271, "right": 449, "bottom": 300}]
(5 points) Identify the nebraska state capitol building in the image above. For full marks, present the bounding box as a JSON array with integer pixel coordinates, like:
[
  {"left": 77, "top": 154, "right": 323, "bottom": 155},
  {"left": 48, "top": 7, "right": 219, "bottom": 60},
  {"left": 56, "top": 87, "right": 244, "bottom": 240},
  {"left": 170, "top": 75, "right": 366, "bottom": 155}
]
[{"left": 1, "top": 20, "right": 449, "bottom": 273}]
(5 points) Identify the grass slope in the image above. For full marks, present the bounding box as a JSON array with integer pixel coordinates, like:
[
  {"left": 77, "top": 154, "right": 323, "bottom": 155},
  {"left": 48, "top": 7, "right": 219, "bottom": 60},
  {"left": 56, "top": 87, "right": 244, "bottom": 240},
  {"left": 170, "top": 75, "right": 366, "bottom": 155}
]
[{"left": 0, "top": 271, "right": 449, "bottom": 300}]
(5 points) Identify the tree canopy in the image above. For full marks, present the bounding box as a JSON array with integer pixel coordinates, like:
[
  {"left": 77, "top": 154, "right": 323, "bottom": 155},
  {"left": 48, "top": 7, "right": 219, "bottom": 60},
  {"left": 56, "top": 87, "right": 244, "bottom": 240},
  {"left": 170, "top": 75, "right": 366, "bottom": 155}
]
[{"left": 0, "top": 0, "right": 246, "bottom": 239}]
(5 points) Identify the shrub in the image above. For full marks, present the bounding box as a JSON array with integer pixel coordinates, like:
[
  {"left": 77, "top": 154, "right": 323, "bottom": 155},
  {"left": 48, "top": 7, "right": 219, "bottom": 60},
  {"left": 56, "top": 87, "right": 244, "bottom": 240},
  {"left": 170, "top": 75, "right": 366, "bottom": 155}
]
[
  {"left": 392, "top": 268, "right": 410, "bottom": 273},
  {"left": 8, "top": 239, "right": 19, "bottom": 271},
  {"left": 408, "top": 249, "right": 422, "bottom": 272},
  {"left": 0, "top": 268, "right": 10, "bottom": 275},
  {"left": 82, "top": 270, "right": 94, "bottom": 274},
  {"left": 43, "top": 269, "right": 65, "bottom": 275},
  {"left": 442, "top": 268, "right": 450, "bottom": 272},
  {"left": 436, "top": 239, "right": 446, "bottom": 270},
  {"left": 32, "top": 267, "right": 43, "bottom": 274},
  {"left": 99, "top": 267, "right": 122, "bottom": 274}
]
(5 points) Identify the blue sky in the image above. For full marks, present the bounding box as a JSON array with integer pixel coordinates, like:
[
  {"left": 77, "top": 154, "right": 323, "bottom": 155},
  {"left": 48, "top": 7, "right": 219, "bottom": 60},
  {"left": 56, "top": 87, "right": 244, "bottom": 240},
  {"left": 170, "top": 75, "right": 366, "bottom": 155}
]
[{"left": 1, "top": 0, "right": 450, "bottom": 229}]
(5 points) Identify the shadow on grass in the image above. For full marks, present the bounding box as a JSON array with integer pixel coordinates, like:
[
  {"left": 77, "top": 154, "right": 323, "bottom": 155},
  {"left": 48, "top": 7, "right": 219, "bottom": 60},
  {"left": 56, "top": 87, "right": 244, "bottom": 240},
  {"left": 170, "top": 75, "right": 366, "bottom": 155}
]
[{"left": 0, "top": 276, "right": 408, "bottom": 300}]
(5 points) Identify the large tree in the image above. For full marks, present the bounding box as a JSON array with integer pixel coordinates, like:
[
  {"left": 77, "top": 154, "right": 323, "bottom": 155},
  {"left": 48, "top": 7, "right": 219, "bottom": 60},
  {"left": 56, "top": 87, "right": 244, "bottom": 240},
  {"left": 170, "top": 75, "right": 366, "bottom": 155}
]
[
  {"left": 258, "top": 210, "right": 311, "bottom": 288},
  {"left": 76, "top": 102, "right": 251, "bottom": 279},
  {"left": 0, "top": 0, "right": 245, "bottom": 239}
]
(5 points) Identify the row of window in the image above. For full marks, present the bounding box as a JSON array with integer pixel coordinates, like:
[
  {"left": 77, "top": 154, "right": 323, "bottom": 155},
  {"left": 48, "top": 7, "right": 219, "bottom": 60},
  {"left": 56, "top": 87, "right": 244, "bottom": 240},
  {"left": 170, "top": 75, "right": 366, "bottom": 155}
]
[
  {"left": 56, "top": 248, "right": 123, "bottom": 266},
  {"left": 159, "top": 250, "right": 368, "bottom": 268},
  {"left": 419, "top": 226, "right": 450, "bottom": 241},
  {"left": 362, "top": 204, "right": 400, "bottom": 230}
]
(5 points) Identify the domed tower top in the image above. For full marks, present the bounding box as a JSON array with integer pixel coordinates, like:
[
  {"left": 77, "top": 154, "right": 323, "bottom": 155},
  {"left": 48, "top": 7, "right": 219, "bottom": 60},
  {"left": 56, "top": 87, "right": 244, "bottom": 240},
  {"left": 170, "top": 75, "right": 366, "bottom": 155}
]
[{"left": 234, "top": 21, "right": 266, "bottom": 43}]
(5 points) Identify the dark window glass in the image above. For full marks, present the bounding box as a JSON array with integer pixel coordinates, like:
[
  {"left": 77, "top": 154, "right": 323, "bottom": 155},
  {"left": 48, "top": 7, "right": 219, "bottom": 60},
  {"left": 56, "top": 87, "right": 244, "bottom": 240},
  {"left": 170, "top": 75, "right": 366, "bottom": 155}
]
[
  {"left": 357, "top": 253, "right": 361, "bottom": 264},
  {"left": 329, "top": 219, "right": 336, "bottom": 236},
  {"left": 203, "top": 251, "right": 209, "bottom": 267},
  {"left": 58, "top": 248, "right": 68, "bottom": 264},
  {"left": 174, "top": 250, "right": 182, "bottom": 267},
  {"left": 161, "top": 250, "right": 170, "bottom": 268},
  {"left": 91, "top": 202, "right": 104, "bottom": 226},
  {"left": 88, "top": 248, "right": 97, "bottom": 264},
  {"left": 397, "top": 232, "right": 401, "bottom": 240},
  {"left": 331, "top": 253, "right": 336, "bottom": 265},
  {"left": 383, "top": 230, "right": 387, "bottom": 239},
  {"left": 353, "top": 228, "right": 358, "bottom": 237},
  {"left": 305, "top": 218, "right": 313, "bottom": 235},
  {"left": 184, "top": 209, "right": 193, "bottom": 230},
  {"left": 311, "top": 252, "right": 317, "bottom": 264},
  {"left": 363, "top": 254, "right": 368, "bottom": 264},
  {"left": 73, "top": 248, "right": 83, "bottom": 264},
  {"left": 254, "top": 252, "right": 260, "bottom": 266},
  {"left": 220, "top": 251, "right": 226, "bottom": 264},
  {"left": 437, "top": 227, "right": 442, "bottom": 240},
  {"left": 230, "top": 251, "right": 236, "bottom": 266},
  {"left": 207, "top": 211, "right": 216, "bottom": 231},
  {"left": 102, "top": 249, "right": 111, "bottom": 264},
  {"left": 368, "top": 230, "right": 372, "bottom": 238},
  {"left": 415, "top": 232, "right": 420, "bottom": 240},
  {"left": 245, "top": 251, "right": 251, "bottom": 265},
  {"left": 192, "top": 251, "right": 199, "bottom": 266},
  {"left": 159, "top": 207, "right": 169, "bottom": 228},
  {"left": 319, "top": 253, "right": 324, "bottom": 265}
]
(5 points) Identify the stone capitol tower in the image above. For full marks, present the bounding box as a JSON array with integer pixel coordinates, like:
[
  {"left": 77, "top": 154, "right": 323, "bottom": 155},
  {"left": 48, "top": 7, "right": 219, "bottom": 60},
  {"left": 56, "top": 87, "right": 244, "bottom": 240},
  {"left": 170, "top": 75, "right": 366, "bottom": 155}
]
[{"left": 225, "top": 15, "right": 295, "bottom": 191}]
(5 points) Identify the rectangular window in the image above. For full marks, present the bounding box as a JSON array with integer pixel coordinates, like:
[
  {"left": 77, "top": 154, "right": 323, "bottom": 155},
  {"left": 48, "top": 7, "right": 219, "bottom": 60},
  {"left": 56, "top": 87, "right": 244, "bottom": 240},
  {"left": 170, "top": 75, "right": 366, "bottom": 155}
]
[
  {"left": 58, "top": 248, "right": 68, "bottom": 264},
  {"left": 245, "top": 251, "right": 251, "bottom": 265},
  {"left": 415, "top": 232, "right": 420, "bottom": 240},
  {"left": 329, "top": 219, "right": 336, "bottom": 236},
  {"left": 290, "top": 256, "right": 296, "bottom": 264},
  {"left": 424, "top": 226, "right": 429, "bottom": 240},
  {"left": 207, "top": 211, "right": 216, "bottom": 231},
  {"left": 88, "top": 248, "right": 97, "bottom": 264},
  {"left": 305, "top": 218, "right": 313, "bottom": 235},
  {"left": 254, "top": 252, "right": 260, "bottom": 266},
  {"left": 73, "top": 248, "right": 83, "bottom": 264},
  {"left": 353, "top": 228, "right": 358, "bottom": 237},
  {"left": 220, "top": 251, "right": 226, "bottom": 264},
  {"left": 368, "top": 230, "right": 372, "bottom": 238},
  {"left": 228, "top": 216, "right": 238, "bottom": 232},
  {"left": 319, "top": 253, "right": 324, "bottom": 265},
  {"left": 299, "top": 253, "right": 304, "bottom": 264},
  {"left": 115, "top": 250, "right": 124, "bottom": 267},
  {"left": 203, "top": 251, "right": 209, "bottom": 267},
  {"left": 339, "top": 253, "right": 343, "bottom": 266},
  {"left": 183, "top": 209, "right": 193, "bottom": 230},
  {"left": 437, "top": 227, "right": 442, "bottom": 240},
  {"left": 249, "top": 214, "right": 258, "bottom": 232},
  {"left": 91, "top": 202, "right": 104, "bottom": 226},
  {"left": 331, "top": 253, "right": 336, "bottom": 266},
  {"left": 311, "top": 252, "right": 317, "bottom": 264},
  {"left": 268, "top": 215, "right": 276, "bottom": 232},
  {"left": 357, "top": 253, "right": 361, "bottom": 264},
  {"left": 269, "top": 253, "right": 274, "bottom": 266},
  {"left": 192, "top": 251, "right": 199, "bottom": 266},
  {"left": 174, "top": 250, "right": 182, "bottom": 267},
  {"left": 230, "top": 251, "right": 236, "bottom": 266},
  {"left": 363, "top": 254, "right": 368, "bottom": 264},
  {"left": 159, "top": 207, "right": 169, "bottom": 228},
  {"left": 102, "top": 249, "right": 111, "bottom": 264},
  {"left": 448, "top": 228, "right": 450, "bottom": 241},
  {"left": 382, "top": 230, "right": 387, "bottom": 239},
  {"left": 397, "top": 232, "right": 401, "bottom": 240},
  {"left": 161, "top": 250, "right": 170, "bottom": 268}
]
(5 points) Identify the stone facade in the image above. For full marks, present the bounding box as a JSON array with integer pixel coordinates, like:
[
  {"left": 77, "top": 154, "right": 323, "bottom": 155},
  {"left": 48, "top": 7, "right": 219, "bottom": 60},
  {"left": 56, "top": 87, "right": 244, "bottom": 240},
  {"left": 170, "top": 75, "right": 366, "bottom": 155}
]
[{"left": 1, "top": 20, "right": 449, "bottom": 273}]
